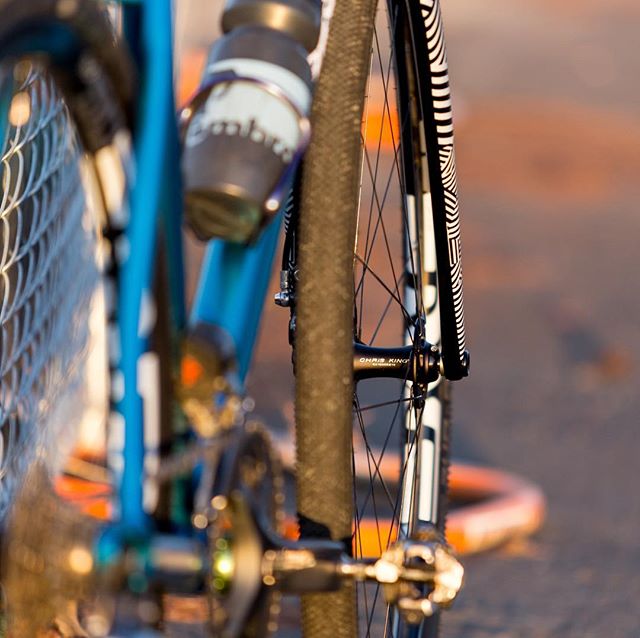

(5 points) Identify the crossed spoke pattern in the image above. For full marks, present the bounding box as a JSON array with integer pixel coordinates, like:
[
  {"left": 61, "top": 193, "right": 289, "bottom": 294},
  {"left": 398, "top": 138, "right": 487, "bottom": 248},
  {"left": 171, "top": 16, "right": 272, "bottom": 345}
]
[
  {"left": 351, "top": 3, "right": 429, "bottom": 636},
  {"left": 0, "top": 65, "right": 103, "bottom": 516}
]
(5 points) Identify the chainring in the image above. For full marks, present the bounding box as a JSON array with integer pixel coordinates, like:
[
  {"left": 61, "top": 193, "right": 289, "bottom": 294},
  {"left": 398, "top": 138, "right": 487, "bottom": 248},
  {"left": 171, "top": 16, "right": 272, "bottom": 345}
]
[{"left": 205, "top": 422, "right": 285, "bottom": 638}]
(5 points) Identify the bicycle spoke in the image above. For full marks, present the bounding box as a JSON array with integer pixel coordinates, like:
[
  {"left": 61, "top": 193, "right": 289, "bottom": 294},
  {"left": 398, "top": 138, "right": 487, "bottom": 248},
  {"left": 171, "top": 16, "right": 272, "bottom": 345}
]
[
  {"left": 355, "top": 395, "right": 415, "bottom": 413},
  {"left": 354, "top": 252, "right": 412, "bottom": 326},
  {"left": 350, "top": 1, "right": 439, "bottom": 634}
]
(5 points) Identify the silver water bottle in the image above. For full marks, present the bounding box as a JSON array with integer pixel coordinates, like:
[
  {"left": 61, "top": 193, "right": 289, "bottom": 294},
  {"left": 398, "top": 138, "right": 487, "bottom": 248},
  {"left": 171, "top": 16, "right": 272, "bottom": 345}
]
[{"left": 181, "top": 0, "right": 321, "bottom": 244}]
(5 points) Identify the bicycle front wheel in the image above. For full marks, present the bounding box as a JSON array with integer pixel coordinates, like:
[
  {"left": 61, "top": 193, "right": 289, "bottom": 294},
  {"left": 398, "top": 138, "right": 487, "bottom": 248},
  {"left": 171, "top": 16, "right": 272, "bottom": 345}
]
[{"left": 295, "top": 0, "right": 458, "bottom": 635}]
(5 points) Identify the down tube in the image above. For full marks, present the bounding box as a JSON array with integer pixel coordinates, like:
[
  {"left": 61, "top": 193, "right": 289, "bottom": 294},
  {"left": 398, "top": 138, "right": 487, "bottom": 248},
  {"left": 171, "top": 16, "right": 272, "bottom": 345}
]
[
  {"left": 190, "top": 216, "right": 282, "bottom": 385},
  {"left": 116, "top": 0, "right": 176, "bottom": 532}
]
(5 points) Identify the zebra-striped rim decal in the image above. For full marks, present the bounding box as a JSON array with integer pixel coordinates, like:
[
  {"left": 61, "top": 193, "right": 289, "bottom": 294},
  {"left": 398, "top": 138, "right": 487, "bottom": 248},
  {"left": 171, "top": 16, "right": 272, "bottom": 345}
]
[{"left": 419, "top": 0, "right": 467, "bottom": 370}]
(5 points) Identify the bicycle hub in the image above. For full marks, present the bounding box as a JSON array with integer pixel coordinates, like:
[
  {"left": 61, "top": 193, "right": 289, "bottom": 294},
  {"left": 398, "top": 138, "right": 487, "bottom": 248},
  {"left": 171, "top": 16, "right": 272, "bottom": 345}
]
[{"left": 353, "top": 342, "right": 441, "bottom": 385}]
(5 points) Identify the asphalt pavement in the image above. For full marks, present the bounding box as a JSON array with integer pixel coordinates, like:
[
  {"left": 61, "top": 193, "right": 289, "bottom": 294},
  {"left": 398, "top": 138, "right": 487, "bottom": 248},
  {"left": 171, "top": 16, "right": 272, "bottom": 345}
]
[{"left": 440, "top": 1, "right": 640, "bottom": 636}]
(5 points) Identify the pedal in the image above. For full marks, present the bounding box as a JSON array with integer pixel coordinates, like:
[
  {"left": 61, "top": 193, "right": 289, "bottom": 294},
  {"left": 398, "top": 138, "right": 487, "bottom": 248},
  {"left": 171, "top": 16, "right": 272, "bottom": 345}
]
[{"left": 374, "top": 526, "right": 464, "bottom": 623}]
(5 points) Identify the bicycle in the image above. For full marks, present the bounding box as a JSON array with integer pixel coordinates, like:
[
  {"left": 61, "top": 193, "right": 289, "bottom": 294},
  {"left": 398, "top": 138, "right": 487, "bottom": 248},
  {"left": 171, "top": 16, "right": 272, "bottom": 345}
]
[{"left": 0, "top": 0, "right": 468, "bottom": 636}]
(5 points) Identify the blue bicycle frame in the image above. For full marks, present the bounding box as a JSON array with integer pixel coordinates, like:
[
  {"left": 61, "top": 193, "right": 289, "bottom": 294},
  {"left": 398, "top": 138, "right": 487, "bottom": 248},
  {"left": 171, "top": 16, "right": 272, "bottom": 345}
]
[{"left": 114, "top": 0, "right": 280, "bottom": 536}]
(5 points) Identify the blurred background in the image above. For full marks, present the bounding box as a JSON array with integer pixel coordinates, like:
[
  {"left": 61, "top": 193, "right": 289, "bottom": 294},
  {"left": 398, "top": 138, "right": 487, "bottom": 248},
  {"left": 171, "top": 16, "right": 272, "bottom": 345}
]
[{"left": 176, "top": 0, "right": 640, "bottom": 636}]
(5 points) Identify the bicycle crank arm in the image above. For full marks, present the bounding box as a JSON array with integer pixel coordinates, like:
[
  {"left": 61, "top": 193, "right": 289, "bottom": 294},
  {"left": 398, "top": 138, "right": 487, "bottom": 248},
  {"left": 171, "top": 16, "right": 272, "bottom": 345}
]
[
  {"left": 353, "top": 341, "right": 441, "bottom": 384},
  {"left": 202, "top": 425, "right": 464, "bottom": 636},
  {"left": 261, "top": 525, "right": 464, "bottom": 623},
  {"left": 207, "top": 482, "right": 463, "bottom": 624}
]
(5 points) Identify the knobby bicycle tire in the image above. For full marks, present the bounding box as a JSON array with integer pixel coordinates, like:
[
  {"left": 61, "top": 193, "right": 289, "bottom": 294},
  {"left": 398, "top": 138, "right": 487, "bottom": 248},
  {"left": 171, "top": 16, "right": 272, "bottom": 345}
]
[
  {"left": 296, "top": 0, "right": 460, "bottom": 635},
  {"left": 294, "top": 0, "right": 377, "bottom": 633}
]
